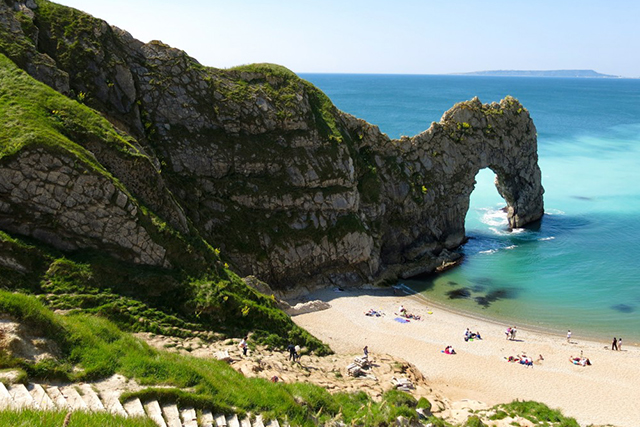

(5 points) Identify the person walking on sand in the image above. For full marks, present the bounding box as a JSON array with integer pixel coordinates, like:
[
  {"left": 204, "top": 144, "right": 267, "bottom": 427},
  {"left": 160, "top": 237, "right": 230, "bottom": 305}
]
[
  {"left": 618, "top": 337, "right": 622, "bottom": 351},
  {"left": 510, "top": 326, "right": 517, "bottom": 340},
  {"left": 363, "top": 345, "right": 369, "bottom": 358},
  {"left": 612, "top": 337, "right": 618, "bottom": 351},
  {"left": 567, "top": 330, "right": 571, "bottom": 343}
]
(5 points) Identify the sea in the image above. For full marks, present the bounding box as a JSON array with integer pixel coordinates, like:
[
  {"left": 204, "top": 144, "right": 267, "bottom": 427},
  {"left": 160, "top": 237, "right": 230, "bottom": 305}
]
[{"left": 300, "top": 73, "right": 640, "bottom": 342}]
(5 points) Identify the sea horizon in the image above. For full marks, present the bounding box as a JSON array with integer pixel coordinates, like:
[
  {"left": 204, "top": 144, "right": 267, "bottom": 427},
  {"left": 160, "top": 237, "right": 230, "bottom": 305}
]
[{"left": 296, "top": 71, "right": 639, "bottom": 79}]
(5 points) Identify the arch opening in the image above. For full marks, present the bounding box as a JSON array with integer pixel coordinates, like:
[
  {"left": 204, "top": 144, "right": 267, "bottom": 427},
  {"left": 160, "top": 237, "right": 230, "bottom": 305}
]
[{"left": 465, "top": 168, "right": 509, "bottom": 234}]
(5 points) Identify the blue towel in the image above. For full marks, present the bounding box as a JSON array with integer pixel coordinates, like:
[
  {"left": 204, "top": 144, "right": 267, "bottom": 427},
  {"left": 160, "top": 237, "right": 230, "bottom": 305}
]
[{"left": 394, "top": 317, "right": 410, "bottom": 323}]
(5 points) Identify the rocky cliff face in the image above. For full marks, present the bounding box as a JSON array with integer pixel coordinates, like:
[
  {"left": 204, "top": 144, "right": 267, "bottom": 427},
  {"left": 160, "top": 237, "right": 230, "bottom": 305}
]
[{"left": 0, "top": 0, "right": 543, "bottom": 289}]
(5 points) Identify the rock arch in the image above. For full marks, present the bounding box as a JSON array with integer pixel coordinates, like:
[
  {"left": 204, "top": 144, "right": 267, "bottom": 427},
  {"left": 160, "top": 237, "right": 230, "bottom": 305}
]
[{"left": 370, "top": 96, "right": 545, "bottom": 278}]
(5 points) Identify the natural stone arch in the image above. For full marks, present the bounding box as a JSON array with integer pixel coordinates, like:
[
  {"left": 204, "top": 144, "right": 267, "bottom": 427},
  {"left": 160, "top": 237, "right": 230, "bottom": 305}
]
[
  {"left": 371, "top": 96, "right": 545, "bottom": 278},
  {"left": 418, "top": 95, "right": 544, "bottom": 231}
]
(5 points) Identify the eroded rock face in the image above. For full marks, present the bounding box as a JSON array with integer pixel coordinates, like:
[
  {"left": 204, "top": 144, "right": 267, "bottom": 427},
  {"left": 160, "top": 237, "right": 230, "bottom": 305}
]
[
  {"left": 0, "top": 148, "right": 168, "bottom": 267},
  {"left": 0, "top": 0, "right": 543, "bottom": 288}
]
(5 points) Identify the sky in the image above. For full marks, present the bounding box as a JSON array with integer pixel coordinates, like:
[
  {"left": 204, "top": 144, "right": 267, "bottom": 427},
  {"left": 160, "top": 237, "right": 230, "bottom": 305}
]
[{"left": 54, "top": 0, "right": 640, "bottom": 77}]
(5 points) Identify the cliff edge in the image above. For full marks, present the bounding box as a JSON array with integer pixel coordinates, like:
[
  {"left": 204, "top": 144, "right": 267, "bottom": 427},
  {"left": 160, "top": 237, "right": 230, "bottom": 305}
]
[{"left": 0, "top": 0, "right": 543, "bottom": 290}]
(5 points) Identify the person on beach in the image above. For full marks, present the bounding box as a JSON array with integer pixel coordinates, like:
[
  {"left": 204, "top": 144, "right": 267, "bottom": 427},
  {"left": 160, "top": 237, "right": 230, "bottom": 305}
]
[
  {"left": 612, "top": 337, "right": 618, "bottom": 351},
  {"left": 618, "top": 337, "right": 622, "bottom": 351},
  {"left": 510, "top": 326, "right": 517, "bottom": 340},
  {"left": 505, "top": 327, "right": 512, "bottom": 340},
  {"left": 399, "top": 305, "right": 407, "bottom": 316},
  {"left": 363, "top": 345, "right": 369, "bottom": 358},
  {"left": 444, "top": 345, "right": 456, "bottom": 355},
  {"left": 519, "top": 355, "right": 533, "bottom": 367},
  {"left": 567, "top": 330, "right": 571, "bottom": 343},
  {"left": 464, "top": 328, "right": 471, "bottom": 341},
  {"left": 570, "top": 356, "right": 592, "bottom": 366}
]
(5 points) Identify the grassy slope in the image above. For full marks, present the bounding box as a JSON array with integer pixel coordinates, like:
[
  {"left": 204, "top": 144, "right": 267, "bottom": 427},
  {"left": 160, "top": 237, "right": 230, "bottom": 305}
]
[
  {"left": 0, "top": 408, "right": 157, "bottom": 427},
  {"left": 0, "top": 291, "right": 423, "bottom": 426}
]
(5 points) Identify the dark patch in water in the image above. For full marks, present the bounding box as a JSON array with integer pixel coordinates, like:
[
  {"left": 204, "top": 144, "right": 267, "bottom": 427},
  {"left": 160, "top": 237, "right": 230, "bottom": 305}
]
[
  {"left": 474, "top": 288, "right": 519, "bottom": 308},
  {"left": 447, "top": 288, "right": 471, "bottom": 299},
  {"left": 470, "top": 285, "right": 485, "bottom": 293},
  {"left": 611, "top": 304, "right": 635, "bottom": 313},
  {"left": 571, "top": 196, "right": 593, "bottom": 201},
  {"left": 447, "top": 281, "right": 459, "bottom": 287},
  {"left": 475, "top": 277, "right": 494, "bottom": 286}
]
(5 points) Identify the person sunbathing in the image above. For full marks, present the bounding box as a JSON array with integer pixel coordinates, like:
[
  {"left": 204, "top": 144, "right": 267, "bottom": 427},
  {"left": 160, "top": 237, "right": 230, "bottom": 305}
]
[
  {"left": 519, "top": 355, "right": 533, "bottom": 367},
  {"left": 570, "top": 356, "right": 592, "bottom": 366},
  {"left": 365, "top": 309, "right": 383, "bottom": 317},
  {"left": 396, "top": 307, "right": 421, "bottom": 320},
  {"left": 465, "top": 329, "right": 482, "bottom": 341},
  {"left": 443, "top": 346, "right": 456, "bottom": 355}
]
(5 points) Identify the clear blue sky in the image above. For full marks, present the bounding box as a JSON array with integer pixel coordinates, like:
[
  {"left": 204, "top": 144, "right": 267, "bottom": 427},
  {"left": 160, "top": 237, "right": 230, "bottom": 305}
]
[{"left": 55, "top": 0, "right": 639, "bottom": 77}]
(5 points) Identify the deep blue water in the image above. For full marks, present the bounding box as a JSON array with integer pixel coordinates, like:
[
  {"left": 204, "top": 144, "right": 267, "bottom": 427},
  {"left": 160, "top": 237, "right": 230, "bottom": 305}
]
[{"left": 301, "top": 73, "right": 640, "bottom": 341}]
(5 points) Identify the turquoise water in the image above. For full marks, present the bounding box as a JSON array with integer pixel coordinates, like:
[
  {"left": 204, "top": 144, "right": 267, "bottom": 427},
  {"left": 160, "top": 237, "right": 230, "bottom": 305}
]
[{"left": 301, "top": 74, "right": 640, "bottom": 341}]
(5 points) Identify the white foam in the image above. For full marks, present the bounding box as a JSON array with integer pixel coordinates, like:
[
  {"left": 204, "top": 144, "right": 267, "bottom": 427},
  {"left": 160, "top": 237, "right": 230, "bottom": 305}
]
[
  {"left": 539, "top": 236, "right": 556, "bottom": 241},
  {"left": 545, "top": 209, "right": 565, "bottom": 216},
  {"left": 479, "top": 249, "right": 498, "bottom": 255},
  {"left": 480, "top": 209, "right": 508, "bottom": 227},
  {"left": 505, "top": 245, "right": 517, "bottom": 250}
]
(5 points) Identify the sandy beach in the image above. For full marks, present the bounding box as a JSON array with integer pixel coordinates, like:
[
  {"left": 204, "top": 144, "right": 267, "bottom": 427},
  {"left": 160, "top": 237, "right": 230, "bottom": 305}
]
[{"left": 291, "top": 287, "right": 640, "bottom": 427}]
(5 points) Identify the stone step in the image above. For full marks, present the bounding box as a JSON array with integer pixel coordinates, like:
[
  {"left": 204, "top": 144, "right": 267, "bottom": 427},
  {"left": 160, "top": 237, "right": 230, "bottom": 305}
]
[
  {"left": 265, "top": 418, "right": 280, "bottom": 427},
  {"left": 239, "top": 415, "right": 252, "bottom": 427},
  {"left": 180, "top": 407, "right": 198, "bottom": 427},
  {"left": 78, "top": 384, "right": 105, "bottom": 412},
  {"left": 28, "top": 384, "right": 55, "bottom": 410},
  {"left": 0, "top": 382, "right": 15, "bottom": 409},
  {"left": 201, "top": 409, "right": 214, "bottom": 427},
  {"left": 59, "top": 385, "right": 88, "bottom": 411},
  {"left": 100, "top": 389, "right": 128, "bottom": 417},
  {"left": 144, "top": 400, "right": 168, "bottom": 427},
  {"left": 226, "top": 414, "right": 240, "bottom": 427},
  {"left": 162, "top": 403, "right": 182, "bottom": 427},
  {"left": 9, "top": 383, "right": 34, "bottom": 408},
  {"left": 123, "top": 397, "right": 146, "bottom": 418},
  {"left": 253, "top": 415, "right": 265, "bottom": 427},
  {"left": 45, "top": 385, "right": 68, "bottom": 409},
  {"left": 215, "top": 413, "right": 228, "bottom": 427}
]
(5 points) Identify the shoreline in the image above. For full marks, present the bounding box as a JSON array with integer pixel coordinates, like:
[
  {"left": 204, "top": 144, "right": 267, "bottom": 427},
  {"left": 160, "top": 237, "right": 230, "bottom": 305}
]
[
  {"left": 398, "top": 284, "right": 634, "bottom": 348},
  {"left": 290, "top": 286, "right": 640, "bottom": 427}
]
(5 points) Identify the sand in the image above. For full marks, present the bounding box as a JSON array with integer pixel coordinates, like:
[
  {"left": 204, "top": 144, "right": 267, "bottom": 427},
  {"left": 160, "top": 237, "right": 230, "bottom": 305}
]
[{"left": 290, "top": 287, "right": 640, "bottom": 427}]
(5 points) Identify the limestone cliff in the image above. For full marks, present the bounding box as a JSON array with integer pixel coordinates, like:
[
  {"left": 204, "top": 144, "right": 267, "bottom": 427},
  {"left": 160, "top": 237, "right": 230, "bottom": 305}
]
[{"left": 0, "top": 0, "right": 543, "bottom": 289}]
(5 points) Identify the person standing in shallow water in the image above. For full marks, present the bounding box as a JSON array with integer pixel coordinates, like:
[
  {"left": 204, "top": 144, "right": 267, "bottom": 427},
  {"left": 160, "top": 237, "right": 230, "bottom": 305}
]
[{"left": 612, "top": 337, "right": 618, "bottom": 351}]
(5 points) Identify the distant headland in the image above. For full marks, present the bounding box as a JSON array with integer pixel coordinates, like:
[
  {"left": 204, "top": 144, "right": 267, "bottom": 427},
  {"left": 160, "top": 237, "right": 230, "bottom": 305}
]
[{"left": 456, "top": 69, "right": 620, "bottom": 78}]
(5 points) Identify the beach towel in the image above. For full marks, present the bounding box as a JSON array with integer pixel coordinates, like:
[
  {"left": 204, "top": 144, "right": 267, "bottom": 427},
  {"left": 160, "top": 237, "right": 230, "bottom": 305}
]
[{"left": 394, "top": 317, "right": 410, "bottom": 323}]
